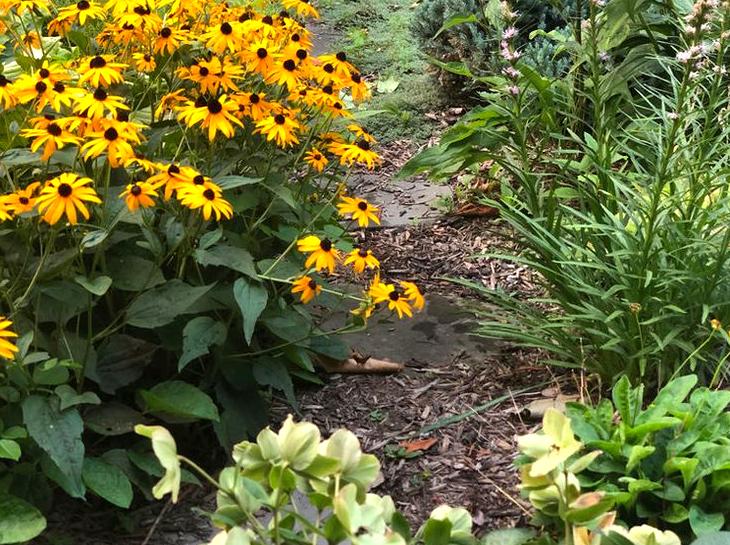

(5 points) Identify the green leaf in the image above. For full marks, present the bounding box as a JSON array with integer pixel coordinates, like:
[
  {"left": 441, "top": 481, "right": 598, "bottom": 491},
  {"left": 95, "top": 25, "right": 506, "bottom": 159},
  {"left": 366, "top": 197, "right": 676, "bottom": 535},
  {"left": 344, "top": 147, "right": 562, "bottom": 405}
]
[
  {"left": 22, "top": 395, "right": 85, "bottom": 498},
  {"left": 83, "top": 402, "right": 145, "bottom": 436},
  {"left": 140, "top": 381, "right": 219, "bottom": 422},
  {"left": 82, "top": 457, "right": 133, "bottom": 508},
  {"left": 433, "top": 12, "right": 478, "bottom": 38},
  {"left": 690, "top": 505, "right": 725, "bottom": 536},
  {"left": 74, "top": 275, "right": 112, "bottom": 296},
  {"left": 612, "top": 376, "right": 634, "bottom": 426},
  {"left": 691, "top": 532, "right": 730, "bottom": 545},
  {"left": 178, "top": 317, "right": 227, "bottom": 371},
  {"left": 107, "top": 255, "right": 165, "bottom": 292},
  {"left": 481, "top": 528, "right": 535, "bottom": 545},
  {"left": 215, "top": 176, "right": 262, "bottom": 189},
  {"left": 626, "top": 445, "right": 655, "bottom": 472},
  {"left": 0, "top": 440, "right": 20, "bottom": 461},
  {"left": 134, "top": 425, "right": 181, "bottom": 502},
  {"left": 637, "top": 375, "right": 697, "bottom": 425},
  {"left": 194, "top": 245, "right": 257, "bottom": 278},
  {"left": 86, "top": 334, "right": 157, "bottom": 394},
  {"left": 252, "top": 358, "right": 295, "bottom": 407},
  {"left": 126, "top": 280, "right": 214, "bottom": 328},
  {"left": 54, "top": 385, "right": 101, "bottom": 411},
  {"left": 422, "top": 518, "right": 452, "bottom": 545},
  {"left": 32, "top": 359, "right": 69, "bottom": 386},
  {"left": 233, "top": 278, "right": 268, "bottom": 345},
  {"left": 0, "top": 493, "right": 47, "bottom": 544}
]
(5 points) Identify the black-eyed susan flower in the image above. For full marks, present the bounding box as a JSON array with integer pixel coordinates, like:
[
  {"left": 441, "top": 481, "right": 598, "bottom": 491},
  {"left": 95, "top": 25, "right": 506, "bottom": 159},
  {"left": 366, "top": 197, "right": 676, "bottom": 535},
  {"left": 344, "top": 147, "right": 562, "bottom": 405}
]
[
  {"left": 297, "top": 234, "right": 339, "bottom": 274},
  {"left": 329, "top": 139, "right": 381, "bottom": 170},
  {"left": 147, "top": 162, "right": 197, "bottom": 199},
  {"left": 21, "top": 118, "right": 82, "bottom": 161},
  {"left": 178, "top": 95, "right": 243, "bottom": 140},
  {"left": 348, "top": 72, "right": 370, "bottom": 102},
  {"left": 230, "top": 91, "right": 273, "bottom": 121},
  {"left": 369, "top": 276, "right": 413, "bottom": 319},
  {"left": 36, "top": 173, "right": 101, "bottom": 225},
  {"left": 337, "top": 196, "right": 380, "bottom": 227},
  {"left": 8, "top": 0, "right": 48, "bottom": 15},
  {"left": 344, "top": 247, "right": 379, "bottom": 273},
  {"left": 204, "top": 21, "right": 242, "bottom": 53},
  {"left": 5, "top": 182, "right": 40, "bottom": 214},
  {"left": 304, "top": 148, "right": 327, "bottom": 172},
  {"left": 56, "top": 0, "right": 106, "bottom": 25},
  {"left": 121, "top": 181, "right": 157, "bottom": 211},
  {"left": 0, "top": 317, "right": 18, "bottom": 360},
  {"left": 291, "top": 275, "right": 321, "bottom": 303},
  {"left": 282, "top": 0, "right": 318, "bottom": 18},
  {"left": 399, "top": 281, "right": 425, "bottom": 311},
  {"left": 20, "top": 31, "right": 42, "bottom": 50},
  {"left": 318, "top": 52, "right": 354, "bottom": 78},
  {"left": 254, "top": 111, "right": 300, "bottom": 147},
  {"left": 133, "top": 52, "right": 156, "bottom": 72},
  {"left": 178, "top": 183, "right": 233, "bottom": 221},
  {"left": 347, "top": 123, "right": 376, "bottom": 143},
  {"left": 78, "top": 55, "right": 127, "bottom": 87},
  {"left": 0, "top": 75, "right": 17, "bottom": 109},
  {"left": 154, "top": 26, "right": 188, "bottom": 55},
  {"left": 155, "top": 90, "right": 187, "bottom": 119},
  {"left": 265, "top": 58, "right": 302, "bottom": 90},
  {"left": 0, "top": 199, "right": 13, "bottom": 221},
  {"left": 80, "top": 124, "right": 136, "bottom": 167},
  {"left": 243, "top": 39, "right": 275, "bottom": 75},
  {"left": 74, "top": 87, "right": 128, "bottom": 119}
]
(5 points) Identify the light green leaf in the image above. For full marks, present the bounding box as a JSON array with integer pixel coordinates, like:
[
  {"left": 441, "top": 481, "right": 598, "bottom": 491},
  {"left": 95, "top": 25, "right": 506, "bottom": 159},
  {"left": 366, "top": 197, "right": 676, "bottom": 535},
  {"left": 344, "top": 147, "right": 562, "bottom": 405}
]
[
  {"left": 22, "top": 395, "right": 85, "bottom": 498},
  {"left": 0, "top": 493, "right": 47, "bottom": 544},
  {"left": 74, "top": 275, "right": 112, "bottom": 296},
  {"left": 126, "top": 280, "right": 214, "bottom": 328},
  {"left": 422, "top": 518, "right": 452, "bottom": 545},
  {"left": 140, "top": 381, "right": 219, "bottom": 422},
  {"left": 134, "top": 425, "right": 181, "bottom": 502},
  {"left": 278, "top": 415, "right": 320, "bottom": 470},
  {"left": 690, "top": 505, "right": 725, "bottom": 536},
  {"left": 433, "top": 12, "right": 478, "bottom": 38},
  {"left": 0, "top": 440, "right": 20, "bottom": 461},
  {"left": 195, "top": 245, "right": 257, "bottom": 278},
  {"left": 376, "top": 77, "right": 400, "bottom": 93},
  {"left": 215, "top": 176, "right": 262, "bottom": 189},
  {"left": 627, "top": 445, "right": 655, "bottom": 472},
  {"left": 54, "top": 385, "right": 101, "bottom": 411},
  {"left": 178, "top": 317, "right": 227, "bottom": 371},
  {"left": 82, "top": 457, "right": 133, "bottom": 508},
  {"left": 481, "top": 528, "right": 535, "bottom": 545},
  {"left": 233, "top": 278, "right": 268, "bottom": 345}
]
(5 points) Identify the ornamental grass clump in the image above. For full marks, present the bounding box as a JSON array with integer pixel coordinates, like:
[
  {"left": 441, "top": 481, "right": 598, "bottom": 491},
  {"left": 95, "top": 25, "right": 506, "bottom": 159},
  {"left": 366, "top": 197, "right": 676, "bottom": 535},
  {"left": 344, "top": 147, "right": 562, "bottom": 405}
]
[
  {"left": 404, "top": 0, "right": 730, "bottom": 386},
  {"left": 0, "top": 0, "right": 423, "bottom": 533}
]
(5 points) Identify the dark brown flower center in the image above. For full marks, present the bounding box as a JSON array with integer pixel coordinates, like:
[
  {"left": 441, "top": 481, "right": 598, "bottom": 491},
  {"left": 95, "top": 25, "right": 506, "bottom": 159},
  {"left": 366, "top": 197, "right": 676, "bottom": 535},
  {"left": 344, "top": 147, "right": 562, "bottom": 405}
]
[
  {"left": 357, "top": 140, "right": 370, "bottom": 151},
  {"left": 130, "top": 184, "right": 142, "bottom": 196},
  {"left": 35, "top": 81, "right": 47, "bottom": 93},
  {"left": 262, "top": 15, "right": 272, "bottom": 24},
  {"left": 47, "top": 123, "right": 63, "bottom": 136},
  {"left": 167, "top": 164, "right": 180, "bottom": 175},
  {"left": 319, "top": 238, "right": 332, "bottom": 251},
  {"left": 143, "top": 54, "right": 152, "bottom": 61},
  {"left": 93, "top": 87, "right": 107, "bottom": 100},
  {"left": 76, "top": 0, "right": 90, "bottom": 9},
  {"left": 389, "top": 291, "right": 400, "bottom": 301},
  {"left": 336, "top": 51, "right": 347, "bottom": 62},
  {"left": 250, "top": 93, "right": 260, "bottom": 104},
  {"left": 296, "top": 49, "right": 307, "bottom": 60},
  {"left": 39, "top": 68, "right": 50, "bottom": 78},
  {"left": 104, "top": 127, "right": 118, "bottom": 140},
  {"left": 57, "top": 183, "right": 73, "bottom": 197},
  {"left": 351, "top": 73, "right": 362, "bottom": 83},
  {"left": 53, "top": 82, "right": 65, "bottom": 92},
  {"left": 194, "top": 95, "right": 207, "bottom": 108},
  {"left": 313, "top": 153, "right": 321, "bottom": 160},
  {"left": 116, "top": 110, "right": 129, "bottom": 121},
  {"left": 357, "top": 201, "right": 368, "bottom": 211},
  {"left": 122, "top": 23, "right": 135, "bottom": 30},
  {"left": 90, "top": 55, "right": 106, "bottom": 68},
  {"left": 208, "top": 99, "right": 222, "bottom": 114},
  {"left": 193, "top": 175, "right": 205, "bottom": 185},
  {"left": 283, "top": 59, "right": 296, "bottom": 71},
  {"left": 0, "top": 75, "right": 10, "bottom": 86},
  {"left": 256, "top": 47, "right": 268, "bottom": 59},
  {"left": 19, "top": 196, "right": 29, "bottom": 205},
  {"left": 322, "top": 84, "right": 333, "bottom": 94},
  {"left": 323, "top": 63, "right": 334, "bottom": 73},
  {"left": 203, "top": 188, "right": 215, "bottom": 200},
  {"left": 358, "top": 248, "right": 368, "bottom": 257},
  {"left": 291, "top": 33, "right": 300, "bottom": 42},
  {"left": 274, "top": 114, "right": 286, "bottom": 124},
  {"left": 220, "top": 22, "right": 232, "bottom": 35},
  {"left": 133, "top": 4, "right": 150, "bottom": 14},
  {"left": 333, "top": 102, "right": 343, "bottom": 109},
  {"left": 199, "top": 66, "right": 210, "bottom": 76},
  {"left": 307, "top": 279, "right": 317, "bottom": 290}
]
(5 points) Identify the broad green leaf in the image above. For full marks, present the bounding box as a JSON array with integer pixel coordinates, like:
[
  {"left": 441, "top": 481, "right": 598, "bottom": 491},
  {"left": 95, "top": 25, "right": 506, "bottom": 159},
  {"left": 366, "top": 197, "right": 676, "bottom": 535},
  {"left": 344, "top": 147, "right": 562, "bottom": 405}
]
[
  {"left": 32, "top": 359, "right": 69, "bottom": 386},
  {"left": 134, "top": 425, "right": 181, "bottom": 502},
  {"left": 481, "top": 528, "right": 535, "bottom": 545},
  {"left": 233, "top": 278, "right": 268, "bottom": 345},
  {"left": 194, "top": 245, "right": 257, "bottom": 278},
  {"left": 86, "top": 334, "right": 157, "bottom": 394},
  {"left": 0, "top": 493, "right": 46, "bottom": 544},
  {"left": 178, "top": 317, "right": 227, "bottom": 371},
  {"left": 690, "top": 505, "right": 725, "bottom": 536},
  {"left": 126, "top": 280, "right": 214, "bottom": 328},
  {"left": 637, "top": 375, "right": 697, "bottom": 425},
  {"left": 612, "top": 376, "right": 634, "bottom": 426},
  {"left": 433, "top": 12, "right": 478, "bottom": 38},
  {"left": 107, "top": 255, "right": 165, "bottom": 291},
  {"left": 691, "top": 532, "right": 730, "bottom": 545},
  {"left": 0, "top": 440, "right": 20, "bottom": 461},
  {"left": 54, "top": 385, "right": 101, "bottom": 411},
  {"left": 253, "top": 358, "right": 295, "bottom": 407},
  {"left": 82, "top": 457, "right": 133, "bottom": 508},
  {"left": 627, "top": 445, "right": 655, "bottom": 472},
  {"left": 215, "top": 176, "right": 262, "bottom": 189},
  {"left": 422, "top": 518, "right": 452, "bottom": 545},
  {"left": 84, "top": 401, "right": 145, "bottom": 436},
  {"left": 22, "top": 396, "right": 85, "bottom": 498},
  {"left": 140, "top": 380, "right": 219, "bottom": 421},
  {"left": 74, "top": 275, "right": 112, "bottom": 296}
]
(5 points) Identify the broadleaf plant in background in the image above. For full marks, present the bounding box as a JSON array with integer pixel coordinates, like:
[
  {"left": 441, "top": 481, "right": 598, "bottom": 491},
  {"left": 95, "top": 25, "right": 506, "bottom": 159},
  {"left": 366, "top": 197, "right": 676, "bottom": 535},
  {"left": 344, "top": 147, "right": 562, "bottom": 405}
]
[{"left": 404, "top": 0, "right": 730, "bottom": 386}]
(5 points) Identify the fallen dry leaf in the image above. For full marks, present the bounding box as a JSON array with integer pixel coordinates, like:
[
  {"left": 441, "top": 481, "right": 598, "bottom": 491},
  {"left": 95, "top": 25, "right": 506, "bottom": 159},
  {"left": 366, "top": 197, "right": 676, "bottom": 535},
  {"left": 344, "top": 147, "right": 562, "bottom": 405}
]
[{"left": 400, "top": 437, "right": 438, "bottom": 454}]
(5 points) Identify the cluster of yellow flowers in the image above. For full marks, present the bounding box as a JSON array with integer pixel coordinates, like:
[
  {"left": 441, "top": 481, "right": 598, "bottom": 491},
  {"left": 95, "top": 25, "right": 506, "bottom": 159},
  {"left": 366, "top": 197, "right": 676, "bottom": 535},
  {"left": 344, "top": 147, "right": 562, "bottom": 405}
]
[
  {"left": 293, "top": 196, "right": 425, "bottom": 319},
  {"left": 0, "top": 0, "right": 381, "bottom": 225}
]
